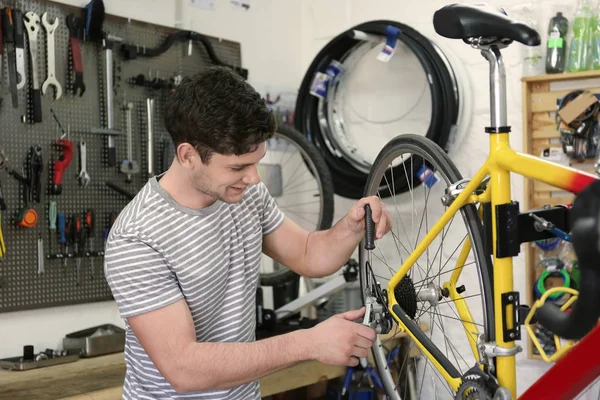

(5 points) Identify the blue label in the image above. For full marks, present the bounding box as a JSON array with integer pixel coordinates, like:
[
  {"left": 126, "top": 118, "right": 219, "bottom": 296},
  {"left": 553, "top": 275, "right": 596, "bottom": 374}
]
[
  {"left": 309, "top": 72, "right": 330, "bottom": 98},
  {"left": 417, "top": 164, "right": 438, "bottom": 188}
]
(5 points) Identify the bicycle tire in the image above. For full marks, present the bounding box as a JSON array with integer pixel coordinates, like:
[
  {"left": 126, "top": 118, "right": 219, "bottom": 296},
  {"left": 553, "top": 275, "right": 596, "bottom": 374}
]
[
  {"left": 358, "top": 134, "right": 494, "bottom": 398},
  {"left": 259, "top": 124, "right": 335, "bottom": 286},
  {"left": 295, "top": 21, "right": 458, "bottom": 200}
]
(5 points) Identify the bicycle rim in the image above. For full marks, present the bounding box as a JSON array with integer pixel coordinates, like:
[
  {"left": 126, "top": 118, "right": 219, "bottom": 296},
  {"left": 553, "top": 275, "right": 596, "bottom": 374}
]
[
  {"left": 258, "top": 124, "right": 334, "bottom": 286},
  {"left": 359, "top": 134, "right": 494, "bottom": 399}
]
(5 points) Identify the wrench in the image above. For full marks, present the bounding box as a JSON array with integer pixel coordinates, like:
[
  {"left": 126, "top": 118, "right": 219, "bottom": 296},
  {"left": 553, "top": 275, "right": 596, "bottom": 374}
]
[
  {"left": 120, "top": 102, "right": 139, "bottom": 182},
  {"left": 23, "top": 12, "right": 42, "bottom": 122},
  {"left": 78, "top": 141, "right": 90, "bottom": 187},
  {"left": 41, "top": 13, "right": 62, "bottom": 100}
]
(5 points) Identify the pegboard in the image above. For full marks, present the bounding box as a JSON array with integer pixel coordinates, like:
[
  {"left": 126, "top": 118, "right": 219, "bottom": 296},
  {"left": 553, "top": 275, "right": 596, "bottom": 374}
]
[{"left": 0, "top": 0, "right": 242, "bottom": 312}]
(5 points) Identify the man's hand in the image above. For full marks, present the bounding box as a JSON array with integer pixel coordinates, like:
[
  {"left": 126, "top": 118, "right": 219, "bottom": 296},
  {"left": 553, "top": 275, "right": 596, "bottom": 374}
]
[
  {"left": 346, "top": 195, "right": 392, "bottom": 240},
  {"left": 305, "top": 307, "right": 376, "bottom": 366}
]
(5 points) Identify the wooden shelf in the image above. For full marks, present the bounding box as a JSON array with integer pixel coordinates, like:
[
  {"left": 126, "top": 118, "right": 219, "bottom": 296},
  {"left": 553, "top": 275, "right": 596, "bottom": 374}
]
[
  {"left": 522, "top": 69, "right": 600, "bottom": 83},
  {"left": 521, "top": 72, "right": 597, "bottom": 361}
]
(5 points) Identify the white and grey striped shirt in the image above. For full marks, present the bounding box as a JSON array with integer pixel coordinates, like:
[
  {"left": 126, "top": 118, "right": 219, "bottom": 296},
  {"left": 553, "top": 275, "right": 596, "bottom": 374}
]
[{"left": 104, "top": 175, "right": 285, "bottom": 399}]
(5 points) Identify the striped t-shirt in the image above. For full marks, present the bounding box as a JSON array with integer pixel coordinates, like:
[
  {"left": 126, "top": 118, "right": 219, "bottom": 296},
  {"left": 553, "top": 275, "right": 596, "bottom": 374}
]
[{"left": 104, "top": 175, "right": 285, "bottom": 399}]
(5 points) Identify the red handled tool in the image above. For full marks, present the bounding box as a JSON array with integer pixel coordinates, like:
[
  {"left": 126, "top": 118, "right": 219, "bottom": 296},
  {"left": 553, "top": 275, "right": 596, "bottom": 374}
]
[{"left": 51, "top": 139, "right": 73, "bottom": 194}]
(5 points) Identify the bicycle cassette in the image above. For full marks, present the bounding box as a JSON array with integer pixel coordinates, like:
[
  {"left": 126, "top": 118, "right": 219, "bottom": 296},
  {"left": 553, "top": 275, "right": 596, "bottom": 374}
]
[{"left": 394, "top": 275, "right": 417, "bottom": 319}]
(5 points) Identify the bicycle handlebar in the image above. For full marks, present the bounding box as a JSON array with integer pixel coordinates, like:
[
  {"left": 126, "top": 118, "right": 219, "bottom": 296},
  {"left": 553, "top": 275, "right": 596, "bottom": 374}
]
[{"left": 535, "top": 185, "right": 600, "bottom": 340}]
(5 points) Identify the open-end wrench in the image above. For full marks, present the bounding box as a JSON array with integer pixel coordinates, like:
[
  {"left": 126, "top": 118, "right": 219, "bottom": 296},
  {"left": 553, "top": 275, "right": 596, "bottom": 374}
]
[
  {"left": 23, "top": 12, "right": 42, "bottom": 122},
  {"left": 41, "top": 13, "right": 61, "bottom": 100},
  {"left": 120, "top": 102, "right": 139, "bottom": 182},
  {"left": 78, "top": 141, "right": 90, "bottom": 187},
  {"left": 14, "top": 9, "right": 25, "bottom": 90},
  {"left": 66, "top": 14, "right": 85, "bottom": 96}
]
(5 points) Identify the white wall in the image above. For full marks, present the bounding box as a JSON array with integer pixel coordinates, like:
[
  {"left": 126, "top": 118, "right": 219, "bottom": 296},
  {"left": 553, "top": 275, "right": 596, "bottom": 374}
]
[{"left": 0, "top": 0, "right": 303, "bottom": 360}]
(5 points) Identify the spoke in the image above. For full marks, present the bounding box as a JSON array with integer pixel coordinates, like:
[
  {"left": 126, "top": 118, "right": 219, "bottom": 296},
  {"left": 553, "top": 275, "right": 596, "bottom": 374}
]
[
  {"left": 412, "top": 261, "right": 476, "bottom": 287},
  {"left": 427, "top": 311, "right": 484, "bottom": 327},
  {"left": 432, "top": 310, "right": 469, "bottom": 372}
]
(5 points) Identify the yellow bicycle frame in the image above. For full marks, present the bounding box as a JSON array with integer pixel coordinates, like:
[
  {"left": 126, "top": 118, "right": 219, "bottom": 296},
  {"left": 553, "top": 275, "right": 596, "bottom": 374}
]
[{"left": 385, "top": 132, "right": 598, "bottom": 397}]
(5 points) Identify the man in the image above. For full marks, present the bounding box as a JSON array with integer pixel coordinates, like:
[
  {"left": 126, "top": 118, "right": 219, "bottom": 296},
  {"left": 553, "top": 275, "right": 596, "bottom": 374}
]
[{"left": 104, "top": 66, "right": 392, "bottom": 399}]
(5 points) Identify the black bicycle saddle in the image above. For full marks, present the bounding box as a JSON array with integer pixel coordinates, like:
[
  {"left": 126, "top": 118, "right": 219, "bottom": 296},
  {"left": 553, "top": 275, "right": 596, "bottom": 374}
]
[{"left": 433, "top": 3, "right": 541, "bottom": 46}]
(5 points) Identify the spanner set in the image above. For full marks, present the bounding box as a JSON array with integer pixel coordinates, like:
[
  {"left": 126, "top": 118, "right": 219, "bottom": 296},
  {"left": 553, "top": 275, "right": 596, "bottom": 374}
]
[{"left": 3, "top": 10, "right": 63, "bottom": 122}]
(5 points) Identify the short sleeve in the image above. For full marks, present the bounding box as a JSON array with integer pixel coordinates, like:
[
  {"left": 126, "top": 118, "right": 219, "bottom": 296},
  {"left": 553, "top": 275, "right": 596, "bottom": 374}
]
[
  {"left": 258, "top": 182, "right": 285, "bottom": 235},
  {"left": 104, "top": 230, "right": 184, "bottom": 319}
]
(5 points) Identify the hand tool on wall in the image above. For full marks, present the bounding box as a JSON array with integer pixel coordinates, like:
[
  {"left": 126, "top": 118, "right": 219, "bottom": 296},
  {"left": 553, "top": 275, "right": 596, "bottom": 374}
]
[
  {"left": 23, "top": 11, "right": 42, "bottom": 123},
  {"left": 103, "top": 211, "right": 117, "bottom": 251},
  {"left": 14, "top": 9, "right": 25, "bottom": 91},
  {"left": 85, "top": 209, "right": 95, "bottom": 279},
  {"left": 41, "top": 13, "right": 62, "bottom": 100},
  {"left": 0, "top": 180, "right": 6, "bottom": 212},
  {"left": 0, "top": 213, "right": 6, "bottom": 258},
  {"left": 14, "top": 146, "right": 42, "bottom": 228},
  {"left": 77, "top": 141, "right": 90, "bottom": 187},
  {"left": 0, "top": 183, "right": 6, "bottom": 258},
  {"left": 51, "top": 138, "right": 73, "bottom": 194},
  {"left": 48, "top": 201, "right": 57, "bottom": 254},
  {"left": 102, "top": 34, "right": 123, "bottom": 167},
  {"left": 29, "top": 145, "right": 43, "bottom": 204},
  {"left": 58, "top": 212, "right": 66, "bottom": 267},
  {"left": 66, "top": 15, "right": 85, "bottom": 96},
  {"left": 146, "top": 98, "right": 155, "bottom": 177},
  {"left": 121, "top": 102, "right": 139, "bottom": 182},
  {"left": 3, "top": 148, "right": 39, "bottom": 227},
  {"left": 3, "top": 8, "right": 19, "bottom": 107},
  {"left": 37, "top": 236, "right": 45, "bottom": 274},
  {"left": 73, "top": 214, "right": 82, "bottom": 284},
  {"left": 0, "top": 14, "right": 4, "bottom": 90}
]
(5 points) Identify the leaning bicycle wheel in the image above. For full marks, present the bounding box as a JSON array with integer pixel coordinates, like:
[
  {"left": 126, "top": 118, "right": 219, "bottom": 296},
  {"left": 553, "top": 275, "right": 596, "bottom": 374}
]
[
  {"left": 359, "top": 134, "right": 494, "bottom": 399},
  {"left": 259, "top": 124, "right": 334, "bottom": 286}
]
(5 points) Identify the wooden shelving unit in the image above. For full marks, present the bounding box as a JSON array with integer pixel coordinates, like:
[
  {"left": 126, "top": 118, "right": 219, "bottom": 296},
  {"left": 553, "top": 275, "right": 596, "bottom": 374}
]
[{"left": 521, "top": 70, "right": 600, "bottom": 360}]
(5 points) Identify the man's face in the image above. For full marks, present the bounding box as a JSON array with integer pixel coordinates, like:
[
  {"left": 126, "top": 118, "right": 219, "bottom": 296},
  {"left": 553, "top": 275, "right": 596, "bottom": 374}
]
[{"left": 191, "top": 142, "right": 267, "bottom": 204}]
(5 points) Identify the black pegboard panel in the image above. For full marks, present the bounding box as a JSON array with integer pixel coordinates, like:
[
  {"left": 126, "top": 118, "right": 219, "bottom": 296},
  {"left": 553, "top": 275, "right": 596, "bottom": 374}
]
[{"left": 0, "top": 0, "right": 242, "bottom": 312}]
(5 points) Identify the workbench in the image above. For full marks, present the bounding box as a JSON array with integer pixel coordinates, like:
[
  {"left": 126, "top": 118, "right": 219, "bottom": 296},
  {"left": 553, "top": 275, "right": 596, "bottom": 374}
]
[{"left": 0, "top": 331, "right": 412, "bottom": 399}]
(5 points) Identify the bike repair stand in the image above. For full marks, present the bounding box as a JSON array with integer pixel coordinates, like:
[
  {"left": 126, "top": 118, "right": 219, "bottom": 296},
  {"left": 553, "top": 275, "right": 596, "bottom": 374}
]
[
  {"left": 274, "top": 259, "right": 358, "bottom": 321},
  {"left": 256, "top": 259, "right": 359, "bottom": 338}
]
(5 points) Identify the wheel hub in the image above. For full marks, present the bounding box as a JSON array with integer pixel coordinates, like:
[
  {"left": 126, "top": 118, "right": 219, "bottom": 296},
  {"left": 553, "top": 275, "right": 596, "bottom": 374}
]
[{"left": 417, "top": 282, "right": 443, "bottom": 307}]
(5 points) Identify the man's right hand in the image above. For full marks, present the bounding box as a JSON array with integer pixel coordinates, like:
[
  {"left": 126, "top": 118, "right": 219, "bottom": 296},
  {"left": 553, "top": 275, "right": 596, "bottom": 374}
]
[{"left": 305, "top": 307, "right": 377, "bottom": 366}]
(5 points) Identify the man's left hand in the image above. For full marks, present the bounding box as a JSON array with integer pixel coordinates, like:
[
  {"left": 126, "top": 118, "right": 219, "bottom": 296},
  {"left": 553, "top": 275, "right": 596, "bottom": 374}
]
[{"left": 345, "top": 195, "right": 392, "bottom": 240}]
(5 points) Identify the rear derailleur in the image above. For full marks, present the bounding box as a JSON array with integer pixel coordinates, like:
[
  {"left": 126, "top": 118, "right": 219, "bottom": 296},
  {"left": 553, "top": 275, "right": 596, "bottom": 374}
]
[{"left": 363, "top": 279, "right": 394, "bottom": 335}]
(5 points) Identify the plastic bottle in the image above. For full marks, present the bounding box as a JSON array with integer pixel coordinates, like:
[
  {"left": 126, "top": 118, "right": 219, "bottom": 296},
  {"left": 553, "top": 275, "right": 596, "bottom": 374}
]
[
  {"left": 520, "top": 6, "right": 545, "bottom": 76},
  {"left": 567, "top": 0, "right": 594, "bottom": 72},
  {"left": 546, "top": 12, "right": 569, "bottom": 73},
  {"left": 592, "top": 3, "right": 600, "bottom": 69}
]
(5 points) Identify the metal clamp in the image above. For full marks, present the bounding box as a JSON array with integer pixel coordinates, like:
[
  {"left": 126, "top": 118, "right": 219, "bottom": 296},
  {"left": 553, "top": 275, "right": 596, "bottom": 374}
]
[
  {"left": 477, "top": 334, "right": 522, "bottom": 375},
  {"left": 441, "top": 175, "right": 490, "bottom": 206}
]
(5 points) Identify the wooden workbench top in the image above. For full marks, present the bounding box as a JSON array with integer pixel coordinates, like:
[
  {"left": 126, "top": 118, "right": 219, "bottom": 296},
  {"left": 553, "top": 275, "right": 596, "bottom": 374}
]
[
  {"left": 0, "top": 328, "right": 415, "bottom": 399},
  {"left": 0, "top": 352, "right": 347, "bottom": 400}
]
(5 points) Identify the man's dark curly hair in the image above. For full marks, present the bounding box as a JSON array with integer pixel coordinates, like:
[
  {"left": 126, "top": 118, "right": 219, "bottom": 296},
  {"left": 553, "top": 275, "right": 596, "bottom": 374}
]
[{"left": 164, "top": 66, "right": 276, "bottom": 164}]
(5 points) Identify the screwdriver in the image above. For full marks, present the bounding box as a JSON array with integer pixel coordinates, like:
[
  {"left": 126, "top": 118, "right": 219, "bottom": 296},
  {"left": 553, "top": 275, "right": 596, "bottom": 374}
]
[
  {"left": 74, "top": 215, "right": 83, "bottom": 284},
  {"left": 48, "top": 201, "right": 57, "bottom": 254},
  {"left": 58, "top": 213, "right": 66, "bottom": 267},
  {"left": 85, "top": 209, "right": 95, "bottom": 279},
  {"left": 103, "top": 211, "right": 117, "bottom": 251}
]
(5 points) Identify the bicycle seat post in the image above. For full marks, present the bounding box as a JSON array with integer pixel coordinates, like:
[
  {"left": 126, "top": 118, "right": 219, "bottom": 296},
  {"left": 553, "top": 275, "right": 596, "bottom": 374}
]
[{"left": 482, "top": 47, "right": 508, "bottom": 130}]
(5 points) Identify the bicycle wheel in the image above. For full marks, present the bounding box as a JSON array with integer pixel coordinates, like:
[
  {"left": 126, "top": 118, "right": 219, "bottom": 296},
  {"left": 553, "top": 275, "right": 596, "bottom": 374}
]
[
  {"left": 359, "top": 134, "right": 494, "bottom": 399},
  {"left": 259, "top": 124, "right": 334, "bottom": 286}
]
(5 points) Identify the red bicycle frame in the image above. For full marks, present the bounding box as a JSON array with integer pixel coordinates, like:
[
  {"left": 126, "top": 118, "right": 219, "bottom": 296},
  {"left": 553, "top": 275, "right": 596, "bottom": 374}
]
[{"left": 520, "top": 324, "right": 600, "bottom": 400}]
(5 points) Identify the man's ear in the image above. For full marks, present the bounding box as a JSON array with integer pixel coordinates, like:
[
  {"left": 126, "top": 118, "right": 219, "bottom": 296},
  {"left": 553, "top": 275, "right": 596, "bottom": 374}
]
[{"left": 177, "top": 143, "right": 199, "bottom": 168}]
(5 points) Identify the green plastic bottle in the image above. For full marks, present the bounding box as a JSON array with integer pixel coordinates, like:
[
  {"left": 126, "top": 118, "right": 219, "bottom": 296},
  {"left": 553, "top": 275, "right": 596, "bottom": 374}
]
[
  {"left": 568, "top": 0, "right": 594, "bottom": 72},
  {"left": 592, "top": 4, "right": 600, "bottom": 69}
]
